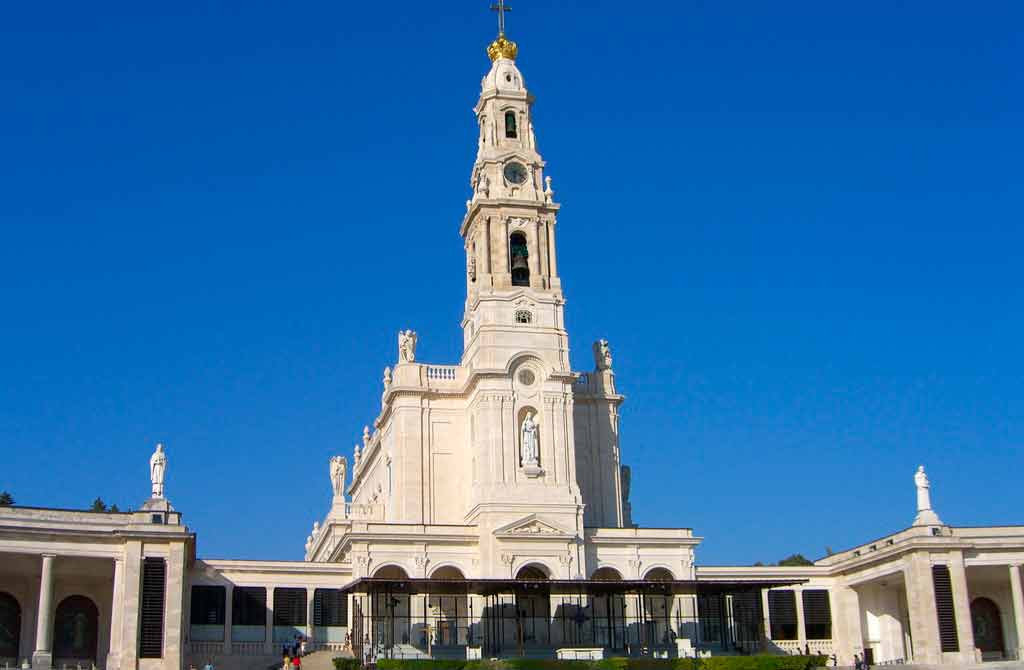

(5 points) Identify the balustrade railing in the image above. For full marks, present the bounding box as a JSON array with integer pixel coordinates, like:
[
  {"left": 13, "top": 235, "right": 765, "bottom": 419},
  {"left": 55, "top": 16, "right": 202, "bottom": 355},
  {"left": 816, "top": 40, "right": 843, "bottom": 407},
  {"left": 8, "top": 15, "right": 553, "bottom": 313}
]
[
  {"left": 188, "top": 641, "right": 223, "bottom": 657},
  {"left": 230, "top": 641, "right": 267, "bottom": 656},
  {"left": 425, "top": 366, "right": 458, "bottom": 382}
]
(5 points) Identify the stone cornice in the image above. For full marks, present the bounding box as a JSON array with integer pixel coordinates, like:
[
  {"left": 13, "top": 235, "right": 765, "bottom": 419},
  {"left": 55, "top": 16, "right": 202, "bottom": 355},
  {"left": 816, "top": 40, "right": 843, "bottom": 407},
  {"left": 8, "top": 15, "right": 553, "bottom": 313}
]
[{"left": 461, "top": 200, "right": 560, "bottom": 237}]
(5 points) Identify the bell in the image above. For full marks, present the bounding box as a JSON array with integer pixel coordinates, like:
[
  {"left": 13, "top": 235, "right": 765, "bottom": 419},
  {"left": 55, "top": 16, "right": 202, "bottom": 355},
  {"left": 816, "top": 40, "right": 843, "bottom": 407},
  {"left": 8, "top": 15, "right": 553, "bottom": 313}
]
[{"left": 511, "top": 254, "right": 529, "bottom": 271}]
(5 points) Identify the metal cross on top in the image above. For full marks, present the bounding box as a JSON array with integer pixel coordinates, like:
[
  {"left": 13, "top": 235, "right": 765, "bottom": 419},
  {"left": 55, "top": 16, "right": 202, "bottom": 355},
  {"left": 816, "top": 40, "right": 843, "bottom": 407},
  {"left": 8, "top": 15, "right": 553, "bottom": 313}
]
[{"left": 490, "top": 0, "right": 511, "bottom": 36}]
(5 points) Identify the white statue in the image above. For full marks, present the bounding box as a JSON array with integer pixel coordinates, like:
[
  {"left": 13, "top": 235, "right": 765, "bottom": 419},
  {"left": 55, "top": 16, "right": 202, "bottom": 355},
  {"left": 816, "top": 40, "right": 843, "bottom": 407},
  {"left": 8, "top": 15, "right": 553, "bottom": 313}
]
[
  {"left": 521, "top": 411, "right": 539, "bottom": 466},
  {"left": 544, "top": 176, "right": 554, "bottom": 203},
  {"left": 305, "top": 535, "right": 313, "bottom": 553},
  {"left": 915, "top": 465, "right": 932, "bottom": 512},
  {"left": 593, "top": 339, "right": 613, "bottom": 371},
  {"left": 149, "top": 443, "right": 167, "bottom": 499},
  {"left": 330, "top": 456, "right": 347, "bottom": 498},
  {"left": 383, "top": 366, "right": 392, "bottom": 388},
  {"left": 312, "top": 521, "right": 321, "bottom": 537},
  {"left": 398, "top": 330, "right": 418, "bottom": 363},
  {"left": 362, "top": 425, "right": 371, "bottom": 447},
  {"left": 477, "top": 172, "right": 490, "bottom": 199},
  {"left": 353, "top": 443, "right": 361, "bottom": 469},
  {"left": 912, "top": 465, "right": 943, "bottom": 526}
]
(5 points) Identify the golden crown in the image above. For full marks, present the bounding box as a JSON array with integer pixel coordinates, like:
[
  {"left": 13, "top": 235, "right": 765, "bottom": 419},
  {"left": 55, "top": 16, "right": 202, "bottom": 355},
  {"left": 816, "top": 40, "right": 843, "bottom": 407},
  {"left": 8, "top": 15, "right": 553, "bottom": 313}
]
[{"left": 487, "top": 33, "right": 518, "bottom": 61}]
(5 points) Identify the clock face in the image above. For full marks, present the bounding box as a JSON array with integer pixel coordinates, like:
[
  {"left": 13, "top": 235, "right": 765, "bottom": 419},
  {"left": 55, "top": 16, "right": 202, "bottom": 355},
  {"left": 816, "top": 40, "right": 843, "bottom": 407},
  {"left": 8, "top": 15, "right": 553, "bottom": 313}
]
[{"left": 504, "top": 162, "right": 528, "bottom": 185}]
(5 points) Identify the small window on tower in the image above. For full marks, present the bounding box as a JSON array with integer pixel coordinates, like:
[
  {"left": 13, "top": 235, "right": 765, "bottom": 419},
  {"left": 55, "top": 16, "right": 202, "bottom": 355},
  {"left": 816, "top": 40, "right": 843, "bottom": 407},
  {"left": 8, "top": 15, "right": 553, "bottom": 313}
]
[
  {"left": 515, "top": 310, "right": 532, "bottom": 324},
  {"left": 505, "top": 111, "right": 518, "bottom": 139}
]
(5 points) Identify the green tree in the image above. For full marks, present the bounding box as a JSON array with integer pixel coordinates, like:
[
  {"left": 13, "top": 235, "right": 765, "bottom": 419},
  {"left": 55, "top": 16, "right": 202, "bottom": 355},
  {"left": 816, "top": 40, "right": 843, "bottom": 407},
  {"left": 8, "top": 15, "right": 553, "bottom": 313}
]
[
  {"left": 90, "top": 497, "right": 108, "bottom": 512},
  {"left": 110, "top": 504, "right": 121, "bottom": 513},
  {"left": 0, "top": 491, "right": 14, "bottom": 506},
  {"left": 777, "top": 553, "right": 814, "bottom": 567}
]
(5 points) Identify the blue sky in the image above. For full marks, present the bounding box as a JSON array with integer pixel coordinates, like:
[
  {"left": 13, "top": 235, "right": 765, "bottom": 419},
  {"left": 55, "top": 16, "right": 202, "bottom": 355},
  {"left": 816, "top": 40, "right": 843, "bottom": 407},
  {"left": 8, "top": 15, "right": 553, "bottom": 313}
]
[{"left": 1, "top": 1, "right": 1021, "bottom": 566}]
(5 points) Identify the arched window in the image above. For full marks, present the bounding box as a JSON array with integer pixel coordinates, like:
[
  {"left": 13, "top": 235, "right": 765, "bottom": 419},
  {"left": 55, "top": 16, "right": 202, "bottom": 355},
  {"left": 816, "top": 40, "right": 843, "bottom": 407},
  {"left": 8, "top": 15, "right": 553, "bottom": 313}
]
[
  {"left": 515, "top": 310, "right": 532, "bottom": 324},
  {"left": 0, "top": 592, "right": 21, "bottom": 660},
  {"left": 53, "top": 595, "right": 98, "bottom": 661},
  {"left": 505, "top": 111, "right": 518, "bottom": 139},
  {"left": 509, "top": 232, "right": 529, "bottom": 286},
  {"left": 591, "top": 567, "right": 623, "bottom": 581}
]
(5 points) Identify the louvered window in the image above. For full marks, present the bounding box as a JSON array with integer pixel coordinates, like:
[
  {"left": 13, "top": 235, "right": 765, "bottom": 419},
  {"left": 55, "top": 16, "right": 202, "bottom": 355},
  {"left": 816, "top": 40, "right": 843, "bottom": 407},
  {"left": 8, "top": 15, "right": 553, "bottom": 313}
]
[
  {"left": 274, "top": 588, "right": 307, "bottom": 626},
  {"left": 139, "top": 558, "right": 166, "bottom": 658},
  {"left": 313, "top": 589, "right": 348, "bottom": 627},
  {"left": 732, "top": 591, "right": 763, "bottom": 646},
  {"left": 698, "top": 593, "right": 724, "bottom": 643},
  {"left": 232, "top": 587, "right": 267, "bottom": 627},
  {"left": 190, "top": 586, "right": 226, "bottom": 625},
  {"left": 802, "top": 589, "right": 832, "bottom": 639},
  {"left": 768, "top": 590, "right": 798, "bottom": 640},
  {"left": 932, "top": 565, "right": 960, "bottom": 652}
]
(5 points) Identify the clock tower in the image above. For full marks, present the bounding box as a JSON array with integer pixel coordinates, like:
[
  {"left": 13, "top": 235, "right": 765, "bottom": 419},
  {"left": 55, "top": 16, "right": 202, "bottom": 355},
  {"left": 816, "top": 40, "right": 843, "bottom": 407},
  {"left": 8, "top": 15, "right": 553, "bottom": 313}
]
[{"left": 460, "top": 31, "right": 567, "bottom": 377}]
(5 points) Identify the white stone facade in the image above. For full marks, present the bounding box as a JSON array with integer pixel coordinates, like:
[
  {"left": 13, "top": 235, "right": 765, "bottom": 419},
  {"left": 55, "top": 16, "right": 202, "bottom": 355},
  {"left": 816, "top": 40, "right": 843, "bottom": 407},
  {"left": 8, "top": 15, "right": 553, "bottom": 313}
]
[{"left": 1, "top": 28, "right": 1022, "bottom": 670}]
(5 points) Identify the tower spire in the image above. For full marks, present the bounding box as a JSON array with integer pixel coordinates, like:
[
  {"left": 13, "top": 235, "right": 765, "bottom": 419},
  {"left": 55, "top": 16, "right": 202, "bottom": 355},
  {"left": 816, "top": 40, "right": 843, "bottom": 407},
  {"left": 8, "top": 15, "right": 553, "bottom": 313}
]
[{"left": 490, "top": 0, "right": 511, "bottom": 36}]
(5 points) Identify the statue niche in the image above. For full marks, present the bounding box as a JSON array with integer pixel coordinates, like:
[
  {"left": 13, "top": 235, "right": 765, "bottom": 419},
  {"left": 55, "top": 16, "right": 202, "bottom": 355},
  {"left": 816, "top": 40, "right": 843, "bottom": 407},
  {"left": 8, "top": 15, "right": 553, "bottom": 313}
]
[{"left": 518, "top": 408, "right": 543, "bottom": 477}]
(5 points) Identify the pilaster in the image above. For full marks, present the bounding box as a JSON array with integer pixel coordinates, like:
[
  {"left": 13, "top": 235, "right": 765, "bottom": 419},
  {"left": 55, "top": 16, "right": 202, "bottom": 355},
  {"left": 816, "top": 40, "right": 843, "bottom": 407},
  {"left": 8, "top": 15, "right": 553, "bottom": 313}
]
[
  {"left": 164, "top": 543, "right": 187, "bottom": 670},
  {"left": 903, "top": 553, "right": 940, "bottom": 664},
  {"left": 947, "top": 550, "right": 976, "bottom": 662},
  {"left": 831, "top": 584, "right": 863, "bottom": 666}
]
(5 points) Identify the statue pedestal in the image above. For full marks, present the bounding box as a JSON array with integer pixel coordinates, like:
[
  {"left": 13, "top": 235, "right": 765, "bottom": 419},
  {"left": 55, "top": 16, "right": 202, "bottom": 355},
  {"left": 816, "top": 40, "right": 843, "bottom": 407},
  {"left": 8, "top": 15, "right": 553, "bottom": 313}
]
[
  {"left": 913, "top": 509, "right": 942, "bottom": 526},
  {"left": 328, "top": 497, "right": 348, "bottom": 520},
  {"left": 523, "top": 464, "right": 544, "bottom": 478}
]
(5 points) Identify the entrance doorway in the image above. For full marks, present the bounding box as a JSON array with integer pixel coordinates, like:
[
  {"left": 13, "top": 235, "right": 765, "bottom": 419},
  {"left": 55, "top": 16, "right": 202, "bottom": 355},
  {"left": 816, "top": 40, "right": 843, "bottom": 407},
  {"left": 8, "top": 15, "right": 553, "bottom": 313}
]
[
  {"left": 53, "top": 595, "right": 99, "bottom": 662},
  {"left": 0, "top": 592, "right": 20, "bottom": 661},
  {"left": 970, "top": 597, "right": 1005, "bottom": 657}
]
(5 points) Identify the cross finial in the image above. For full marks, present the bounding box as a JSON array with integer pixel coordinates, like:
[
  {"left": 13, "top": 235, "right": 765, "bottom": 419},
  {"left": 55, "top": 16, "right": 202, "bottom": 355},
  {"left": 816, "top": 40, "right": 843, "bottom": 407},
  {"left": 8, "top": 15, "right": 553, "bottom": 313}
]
[{"left": 490, "top": 0, "right": 511, "bottom": 37}]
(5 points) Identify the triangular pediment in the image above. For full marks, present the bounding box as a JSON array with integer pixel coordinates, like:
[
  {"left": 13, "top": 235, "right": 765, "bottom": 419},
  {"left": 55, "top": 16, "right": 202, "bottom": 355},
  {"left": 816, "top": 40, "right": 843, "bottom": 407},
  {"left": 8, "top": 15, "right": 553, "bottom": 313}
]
[{"left": 494, "top": 514, "right": 573, "bottom": 538}]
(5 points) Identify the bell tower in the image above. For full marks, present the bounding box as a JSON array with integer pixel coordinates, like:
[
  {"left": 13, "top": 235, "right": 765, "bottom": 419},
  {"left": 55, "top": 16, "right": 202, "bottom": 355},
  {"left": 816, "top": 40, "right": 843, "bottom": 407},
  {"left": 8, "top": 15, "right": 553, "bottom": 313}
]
[{"left": 460, "top": 27, "right": 566, "bottom": 374}]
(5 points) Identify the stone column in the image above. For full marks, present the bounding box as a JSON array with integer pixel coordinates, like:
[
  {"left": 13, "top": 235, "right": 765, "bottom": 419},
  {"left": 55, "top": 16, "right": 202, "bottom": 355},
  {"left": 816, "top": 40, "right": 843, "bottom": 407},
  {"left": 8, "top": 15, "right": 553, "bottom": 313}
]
[
  {"left": 306, "top": 588, "right": 315, "bottom": 644},
  {"left": 265, "top": 588, "right": 275, "bottom": 655},
  {"left": 1009, "top": 564, "right": 1024, "bottom": 660},
  {"left": 794, "top": 587, "right": 808, "bottom": 652},
  {"left": 32, "top": 554, "right": 57, "bottom": 670},
  {"left": 760, "top": 588, "right": 771, "bottom": 649},
  {"left": 107, "top": 558, "right": 125, "bottom": 670},
  {"left": 948, "top": 551, "right": 976, "bottom": 661},
  {"left": 223, "top": 584, "right": 234, "bottom": 655}
]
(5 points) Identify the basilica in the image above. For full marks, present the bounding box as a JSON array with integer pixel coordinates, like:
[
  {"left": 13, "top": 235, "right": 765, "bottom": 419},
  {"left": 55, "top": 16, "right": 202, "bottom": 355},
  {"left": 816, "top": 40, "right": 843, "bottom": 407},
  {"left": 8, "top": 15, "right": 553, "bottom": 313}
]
[{"left": 2, "top": 20, "right": 1024, "bottom": 670}]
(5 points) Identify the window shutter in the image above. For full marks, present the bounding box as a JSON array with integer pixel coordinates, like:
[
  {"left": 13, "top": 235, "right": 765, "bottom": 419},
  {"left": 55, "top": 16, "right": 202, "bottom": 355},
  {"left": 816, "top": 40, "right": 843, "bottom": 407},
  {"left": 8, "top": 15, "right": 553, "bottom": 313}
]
[
  {"left": 139, "top": 558, "right": 166, "bottom": 658},
  {"left": 313, "top": 589, "right": 348, "bottom": 627},
  {"left": 273, "top": 588, "right": 307, "bottom": 626},
  {"left": 768, "top": 590, "right": 799, "bottom": 640},
  {"left": 932, "top": 565, "right": 960, "bottom": 652},
  {"left": 802, "top": 590, "right": 832, "bottom": 640}
]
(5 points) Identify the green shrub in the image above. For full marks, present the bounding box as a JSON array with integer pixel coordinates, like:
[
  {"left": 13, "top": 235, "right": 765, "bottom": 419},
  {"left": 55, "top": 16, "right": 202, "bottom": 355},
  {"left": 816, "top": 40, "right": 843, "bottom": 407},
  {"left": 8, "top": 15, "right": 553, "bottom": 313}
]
[
  {"left": 333, "top": 658, "right": 362, "bottom": 670},
  {"left": 371, "top": 656, "right": 828, "bottom": 670}
]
